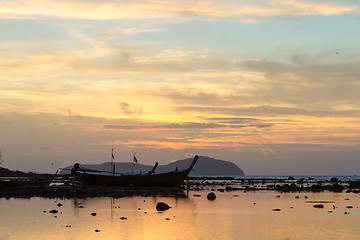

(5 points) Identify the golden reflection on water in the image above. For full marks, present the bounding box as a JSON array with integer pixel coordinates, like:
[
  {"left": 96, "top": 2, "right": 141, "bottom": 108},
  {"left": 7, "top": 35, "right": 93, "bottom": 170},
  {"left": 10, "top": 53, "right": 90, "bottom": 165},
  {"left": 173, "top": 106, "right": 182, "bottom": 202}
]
[{"left": 0, "top": 191, "right": 359, "bottom": 240}]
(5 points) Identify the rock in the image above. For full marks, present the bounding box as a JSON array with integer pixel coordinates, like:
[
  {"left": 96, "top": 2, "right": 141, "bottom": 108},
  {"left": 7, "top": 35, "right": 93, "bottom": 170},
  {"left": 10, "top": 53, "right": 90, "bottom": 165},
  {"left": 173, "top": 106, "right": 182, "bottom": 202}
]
[
  {"left": 91, "top": 213, "right": 97, "bottom": 216},
  {"left": 120, "top": 217, "right": 127, "bottom": 220},
  {"left": 346, "top": 206, "right": 353, "bottom": 209},
  {"left": 295, "top": 196, "right": 299, "bottom": 198},
  {"left": 330, "top": 177, "right": 338, "bottom": 182},
  {"left": 276, "top": 195, "right": 280, "bottom": 198},
  {"left": 225, "top": 186, "right": 240, "bottom": 191},
  {"left": 49, "top": 209, "right": 58, "bottom": 214},
  {"left": 272, "top": 209, "right": 281, "bottom": 211},
  {"left": 194, "top": 194, "right": 201, "bottom": 197},
  {"left": 165, "top": 218, "right": 170, "bottom": 220},
  {"left": 207, "top": 192, "right": 216, "bottom": 200},
  {"left": 95, "top": 229, "right": 100, "bottom": 232},
  {"left": 57, "top": 203, "right": 63, "bottom": 207},
  {"left": 156, "top": 202, "right": 171, "bottom": 211},
  {"left": 313, "top": 204, "right": 324, "bottom": 208}
]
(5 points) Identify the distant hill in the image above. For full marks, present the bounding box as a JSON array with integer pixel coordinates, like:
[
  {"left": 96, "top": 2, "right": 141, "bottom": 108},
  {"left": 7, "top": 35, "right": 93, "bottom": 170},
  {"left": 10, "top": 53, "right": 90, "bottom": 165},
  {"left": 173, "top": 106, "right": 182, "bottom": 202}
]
[
  {"left": 0, "top": 167, "right": 28, "bottom": 177},
  {"left": 60, "top": 156, "right": 245, "bottom": 176}
]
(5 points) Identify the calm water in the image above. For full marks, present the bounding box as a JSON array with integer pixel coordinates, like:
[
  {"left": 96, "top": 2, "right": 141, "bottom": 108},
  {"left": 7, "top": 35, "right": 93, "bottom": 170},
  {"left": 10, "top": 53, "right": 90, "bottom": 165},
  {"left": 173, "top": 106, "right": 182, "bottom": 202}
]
[
  {"left": 1, "top": 190, "right": 359, "bottom": 240},
  {"left": 238, "top": 176, "right": 360, "bottom": 181}
]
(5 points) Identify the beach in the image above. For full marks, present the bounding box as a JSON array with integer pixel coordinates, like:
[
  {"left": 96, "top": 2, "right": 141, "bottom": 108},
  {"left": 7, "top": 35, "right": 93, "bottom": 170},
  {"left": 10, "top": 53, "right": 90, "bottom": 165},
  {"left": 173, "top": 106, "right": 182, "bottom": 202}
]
[{"left": 1, "top": 182, "right": 359, "bottom": 240}]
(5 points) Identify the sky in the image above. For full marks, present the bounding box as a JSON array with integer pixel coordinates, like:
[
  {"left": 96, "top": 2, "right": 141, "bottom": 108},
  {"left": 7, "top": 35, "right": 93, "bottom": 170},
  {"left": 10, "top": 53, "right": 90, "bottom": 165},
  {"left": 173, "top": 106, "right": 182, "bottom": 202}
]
[{"left": 0, "top": 0, "right": 360, "bottom": 175}]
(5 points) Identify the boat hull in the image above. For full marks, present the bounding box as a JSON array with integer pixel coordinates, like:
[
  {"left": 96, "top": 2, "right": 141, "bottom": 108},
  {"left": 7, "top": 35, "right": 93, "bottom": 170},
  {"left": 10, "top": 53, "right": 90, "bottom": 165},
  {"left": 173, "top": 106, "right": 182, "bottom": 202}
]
[
  {"left": 79, "top": 170, "right": 190, "bottom": 187},
  {"left": 74, "top": 155, "right": 198, "bottom": 187}
]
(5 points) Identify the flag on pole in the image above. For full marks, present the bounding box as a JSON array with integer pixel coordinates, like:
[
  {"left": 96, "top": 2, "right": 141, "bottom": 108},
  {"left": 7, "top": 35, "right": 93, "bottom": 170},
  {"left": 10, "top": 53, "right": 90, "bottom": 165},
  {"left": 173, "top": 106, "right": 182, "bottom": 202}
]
[
  {"left": 133, "top": 155, "right": 138, "bottom": 164},
  {"left": 111, "top": 149, "right": 115, "bottom": 175}
]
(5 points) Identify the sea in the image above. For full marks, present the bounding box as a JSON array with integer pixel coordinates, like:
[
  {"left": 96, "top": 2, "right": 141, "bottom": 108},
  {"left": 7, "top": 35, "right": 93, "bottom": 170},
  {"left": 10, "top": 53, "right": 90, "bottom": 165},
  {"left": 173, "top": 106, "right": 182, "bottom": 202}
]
[
  {"left": 0, "top": 175, "right": 359, "bottom": 240},
  {"left": 237, "top": 175, "right": 360, "bottom": 181}
]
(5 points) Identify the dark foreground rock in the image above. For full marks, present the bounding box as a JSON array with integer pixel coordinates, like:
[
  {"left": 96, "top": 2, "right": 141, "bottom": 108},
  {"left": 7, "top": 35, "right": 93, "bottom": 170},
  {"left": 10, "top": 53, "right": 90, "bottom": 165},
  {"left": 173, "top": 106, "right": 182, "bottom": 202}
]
[
  {"left": 1, "top": 176, "right": 359, "bottom": 199},
  {"left": 0, "top": 185, "right": 187, "bottom": 199},
  {"left": 156, "top": 202, "right": 171, "bottom": 211},
  {"left": 207, "top": 192, "right": 216, "bottom": 200}
]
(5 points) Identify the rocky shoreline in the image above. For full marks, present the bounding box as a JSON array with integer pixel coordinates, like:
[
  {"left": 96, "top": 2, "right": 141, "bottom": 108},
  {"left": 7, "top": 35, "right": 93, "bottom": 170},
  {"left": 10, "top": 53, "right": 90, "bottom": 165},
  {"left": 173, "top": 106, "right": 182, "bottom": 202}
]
[{"left": 1, "top": 176, "right": 359, "bottom": 199}]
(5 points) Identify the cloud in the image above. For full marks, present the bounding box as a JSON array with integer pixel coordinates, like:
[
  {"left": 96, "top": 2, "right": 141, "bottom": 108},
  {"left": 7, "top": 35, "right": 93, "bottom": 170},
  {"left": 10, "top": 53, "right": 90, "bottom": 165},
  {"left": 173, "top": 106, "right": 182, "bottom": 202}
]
[
  {"left": 40, "top": 146, "right": 54, "bottom": 151},
  {"left": 102, "top": 120, "right": 272, "bottom": 132},
  {"left": 237, "top": 57, "right": 360, "bottom": 111},
  {"left": 176, "top": 105, "right": 349, "bottom": 117},
  {"left": 0, "top": 47, "right": 228, "bottom": 75},
  {"left": 262, "top": 147, "right": 281, "bottom": 159},
  {"left": 207, "top": 117, "right": 259, "bottom": 124},
  {"left": 99, "top": 27, "right": 161, "bottom": 35},
  {"left": 0, "top": 0, "right": 357, "bottom": 21},
  {"left": 119, "top": 102, "right": 143, "bottom": 118}
]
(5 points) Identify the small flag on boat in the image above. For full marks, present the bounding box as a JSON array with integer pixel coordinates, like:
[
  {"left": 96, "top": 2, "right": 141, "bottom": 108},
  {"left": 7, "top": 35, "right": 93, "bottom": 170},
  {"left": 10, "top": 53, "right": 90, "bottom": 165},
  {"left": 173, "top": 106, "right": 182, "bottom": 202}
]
[{"left": 133, "top": 155, "right": 138, "bottom": 163}]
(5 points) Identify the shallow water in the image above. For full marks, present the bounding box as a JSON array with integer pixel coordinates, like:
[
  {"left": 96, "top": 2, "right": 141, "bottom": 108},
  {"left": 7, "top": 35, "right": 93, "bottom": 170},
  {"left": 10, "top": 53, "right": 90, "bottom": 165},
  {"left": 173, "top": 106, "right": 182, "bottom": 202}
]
[{"left": 1, "top": 190, "right": 359, "bottom": 240}]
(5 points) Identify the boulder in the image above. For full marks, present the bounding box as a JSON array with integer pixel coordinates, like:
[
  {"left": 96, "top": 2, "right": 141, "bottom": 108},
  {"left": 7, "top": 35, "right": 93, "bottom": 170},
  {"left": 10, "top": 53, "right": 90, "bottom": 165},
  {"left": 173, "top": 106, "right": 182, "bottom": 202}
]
[
  {"left": 313, "top": 204, "right": 324, "bottom": 208},
  {"left": 156, "top": 202, "right": 171, "bottom": 211},
  {"left": 207, "top": 192, "right": 216, "bottom": 200}
]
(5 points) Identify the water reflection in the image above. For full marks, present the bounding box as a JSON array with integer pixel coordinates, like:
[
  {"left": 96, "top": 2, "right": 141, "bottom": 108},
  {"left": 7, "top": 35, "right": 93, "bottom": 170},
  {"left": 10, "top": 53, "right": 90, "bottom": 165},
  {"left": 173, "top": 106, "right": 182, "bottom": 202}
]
[{"left": 0, "top": 191, "right": 359, "bottom": 240}]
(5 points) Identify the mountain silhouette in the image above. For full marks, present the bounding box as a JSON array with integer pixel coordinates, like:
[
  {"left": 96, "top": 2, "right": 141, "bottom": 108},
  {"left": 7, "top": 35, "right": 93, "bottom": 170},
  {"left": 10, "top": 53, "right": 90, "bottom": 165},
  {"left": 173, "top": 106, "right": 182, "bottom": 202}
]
[{"left": 60, "top": 156, "right": 245, "bottom": 176}]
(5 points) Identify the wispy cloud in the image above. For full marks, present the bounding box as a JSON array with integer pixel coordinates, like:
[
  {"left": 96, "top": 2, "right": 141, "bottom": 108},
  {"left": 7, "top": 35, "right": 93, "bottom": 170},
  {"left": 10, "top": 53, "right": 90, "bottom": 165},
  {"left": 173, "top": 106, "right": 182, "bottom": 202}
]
[
  {"left": 0, "top": 0, "right": 357, "bottom": 21},
  {"left": 99, "top": 27, "right": 161, "bottom": 35},
  {"left": 118, "top": 102, "right": 143, "bottom": 118},
  {"left": 102, "top": 120, "right": 272, "bottom": 131}
]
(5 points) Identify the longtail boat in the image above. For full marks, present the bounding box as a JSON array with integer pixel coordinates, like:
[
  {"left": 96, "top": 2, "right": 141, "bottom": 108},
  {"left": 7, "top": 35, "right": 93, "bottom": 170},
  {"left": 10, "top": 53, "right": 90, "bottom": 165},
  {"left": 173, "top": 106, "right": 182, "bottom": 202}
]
[{"left": 71, "top": 155, "right": 198, "bottom": 187}]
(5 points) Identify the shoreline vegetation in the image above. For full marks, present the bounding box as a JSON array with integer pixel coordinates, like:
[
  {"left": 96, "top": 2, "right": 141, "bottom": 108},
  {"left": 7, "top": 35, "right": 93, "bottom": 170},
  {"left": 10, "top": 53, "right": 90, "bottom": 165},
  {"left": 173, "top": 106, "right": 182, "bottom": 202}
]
[{"left": 1, "top": 175, "right": 359, "bottom": 199}]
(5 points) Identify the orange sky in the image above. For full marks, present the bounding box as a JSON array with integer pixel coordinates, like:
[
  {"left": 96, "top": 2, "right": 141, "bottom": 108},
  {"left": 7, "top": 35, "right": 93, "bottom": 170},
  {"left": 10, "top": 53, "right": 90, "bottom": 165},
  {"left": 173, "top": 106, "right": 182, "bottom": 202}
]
[{"left": 0, "top": 0, "right": 359, "bottom": 175}]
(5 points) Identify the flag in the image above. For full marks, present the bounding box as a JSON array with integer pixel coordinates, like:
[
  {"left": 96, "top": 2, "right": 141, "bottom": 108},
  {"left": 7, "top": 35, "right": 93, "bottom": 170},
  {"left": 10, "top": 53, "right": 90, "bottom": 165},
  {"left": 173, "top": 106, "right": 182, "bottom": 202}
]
[
  {"left": 111, "top": 149, "right": 115, "bottom": 160},
  {"left": 133, "top": 155, "right": 138, "bottom": 163}
]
